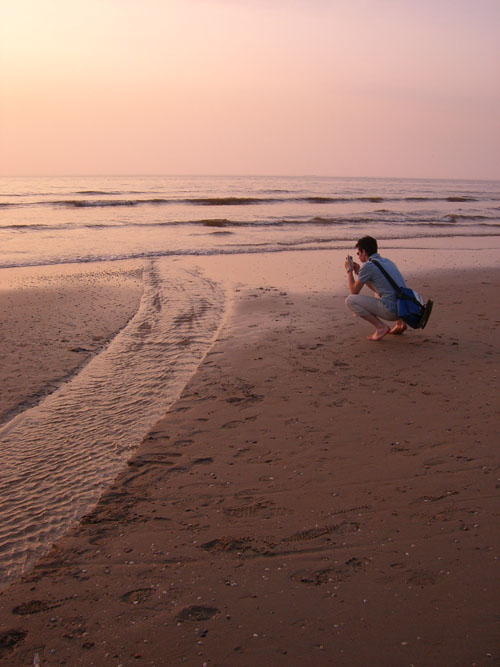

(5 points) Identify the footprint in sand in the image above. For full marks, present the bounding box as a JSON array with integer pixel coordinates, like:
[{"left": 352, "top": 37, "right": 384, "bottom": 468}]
[
  {"left": 175, "top": 605, "right": 219, "bottom": 623},
  {"left": 12, "top": 599, "right": 58, "bottom": 615},
  {"left": 406, "top": 571, "right": 438, "bottom": 587},
  {"left": 284, "top": 521, "right": 359, "bottom": 543},
  {"left": 0, "top": 630, "right": 27, "bottom": 658},
  {"left": 291, "top": 557, "right": 363, "bottom": 585},
  {"left": 223, "top": 502, "right": 290, "bottom": 519},
  {"left": 201, "top": 536, "right": 253, "bottom": 552},
  {"left": 120, "top": 588, "right": 155, "bottom": 604}
]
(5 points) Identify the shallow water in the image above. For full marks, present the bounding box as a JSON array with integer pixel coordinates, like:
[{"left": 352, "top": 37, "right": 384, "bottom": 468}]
[
  {"left": 0, "top": 259, "right": 225, "bottom": 588},
  {"left": 1, "top": 175, "right": 499, "bottom": 269}
]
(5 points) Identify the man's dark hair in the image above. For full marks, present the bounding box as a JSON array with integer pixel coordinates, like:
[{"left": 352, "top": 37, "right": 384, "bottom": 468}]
[{"left": 355, "top": 236, "right": 378, "bottom": 256}]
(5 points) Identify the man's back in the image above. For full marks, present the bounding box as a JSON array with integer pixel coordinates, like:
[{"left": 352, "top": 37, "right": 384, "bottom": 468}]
[{"left": 358, "top": 252, "right": 406, "bottom": 311}]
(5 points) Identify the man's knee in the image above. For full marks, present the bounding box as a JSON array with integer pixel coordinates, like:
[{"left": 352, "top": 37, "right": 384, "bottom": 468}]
[{"left": 345, "top": 294, "right": 359, "bottom": 315}]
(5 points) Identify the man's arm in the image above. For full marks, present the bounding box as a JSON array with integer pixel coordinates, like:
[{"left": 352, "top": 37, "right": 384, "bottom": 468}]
[{"left": 346, "top": 269, "right": 364, "bottom": 294}]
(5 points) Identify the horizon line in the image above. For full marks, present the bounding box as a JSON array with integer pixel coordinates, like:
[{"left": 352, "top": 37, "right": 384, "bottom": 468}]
[{"left": 1, "top": 173, "right": 500, "bottom": 183}]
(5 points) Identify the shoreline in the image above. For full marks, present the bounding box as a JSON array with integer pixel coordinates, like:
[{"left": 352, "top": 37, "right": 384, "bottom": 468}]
[{"left": 0, "top": 260, "right": 498, "bottom": 665}]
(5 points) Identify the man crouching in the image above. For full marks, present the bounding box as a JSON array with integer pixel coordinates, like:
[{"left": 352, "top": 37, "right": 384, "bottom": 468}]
[{"left": 345, "top": 235, "right": 407, "bottom": 341}]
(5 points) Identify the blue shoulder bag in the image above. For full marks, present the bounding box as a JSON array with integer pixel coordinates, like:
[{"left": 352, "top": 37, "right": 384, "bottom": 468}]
[{"left": 371, "top": 260, "right": 433, "bottom": 329}]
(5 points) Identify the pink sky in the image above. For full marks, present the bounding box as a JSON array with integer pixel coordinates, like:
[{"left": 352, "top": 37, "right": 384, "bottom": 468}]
[{"left": 1, "top": 0, "right": 499, "bottom": 179}]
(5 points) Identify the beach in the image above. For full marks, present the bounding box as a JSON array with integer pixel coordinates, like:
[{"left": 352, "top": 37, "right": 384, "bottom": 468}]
[{"left": 0, "top": 251, "right": 498, "bottom": 666}]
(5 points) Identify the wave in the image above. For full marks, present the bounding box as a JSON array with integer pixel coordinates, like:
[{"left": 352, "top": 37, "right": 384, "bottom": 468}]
[
  {"left": 56, "top": 194, "right": 490, "bottom": 207},
  {"left": 3, "top": 214, "right": 499, "bottom": 234},
  {"left": 75, "top": 190, "right": 123, "bottom": 195},
  {"left": 1, "top": 223, "right": 80, "bottom": 230},
  {"left": 59, "top": 199, "right": 143, "bottom": 208},
  {"left": 129, "top": 214, "right": 500, "bottom": 228},
  {"left": 3, "top": 193, "right": 499, "bottom": 210},
  {"left": 189, "top": 196, "right": 267, "bottom": 205}
]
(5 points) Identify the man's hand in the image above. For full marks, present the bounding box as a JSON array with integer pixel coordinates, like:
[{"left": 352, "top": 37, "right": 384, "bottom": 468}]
[
  {"left": 345, "top": 255, "right": 360, "bottom": 273},
  {"left": 345, "top": 259, "right": 360, "bottom": 274}
]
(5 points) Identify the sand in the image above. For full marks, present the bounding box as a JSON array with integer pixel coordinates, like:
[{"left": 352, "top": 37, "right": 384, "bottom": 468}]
[
  {"left": 0, "top": 255, "right": 498, "bottom": 666},
  {"left": 0, "top": 261, "right": 144, "bottom": 426}
]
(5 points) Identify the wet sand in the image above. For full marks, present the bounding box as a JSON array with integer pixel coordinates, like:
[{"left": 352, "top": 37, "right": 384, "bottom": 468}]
[
  {"left": 0, "top": 255, "right": 498, "bottom": 666},
  {"left": 0, "top": 261, "right": 144, "bottom": 426},
  {"left": 0, "top": 258, "right": 224, "bottom": 591}
]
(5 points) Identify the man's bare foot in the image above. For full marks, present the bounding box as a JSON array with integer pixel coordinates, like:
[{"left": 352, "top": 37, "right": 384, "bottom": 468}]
[
  {"left": 389, "top": 321, "right": 407, "bottom": 335},
  {"left": 367, "top": 325, "right": 390, "bottom": 341}
]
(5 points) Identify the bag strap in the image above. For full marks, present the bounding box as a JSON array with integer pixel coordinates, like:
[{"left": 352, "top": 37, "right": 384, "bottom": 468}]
[
  {"left": 370, "top": 259, "right": 402, "bottom": 292},
  {"left": 371, "top": 259, "right": 423, "bottom": 309}
]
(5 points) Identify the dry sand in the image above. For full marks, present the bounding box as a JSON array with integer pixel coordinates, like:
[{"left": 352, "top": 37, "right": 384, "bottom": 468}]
[{"left": 0, "top": 257, "right": 498, "bottom": 666}]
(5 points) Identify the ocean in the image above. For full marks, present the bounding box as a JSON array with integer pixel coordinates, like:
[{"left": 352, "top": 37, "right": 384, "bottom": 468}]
[
  {"left": 1, "top": 175, "right": 499, "bottom": 590},
  {"left": 1, "top": 175, "right": 499, "bottom": 268}
]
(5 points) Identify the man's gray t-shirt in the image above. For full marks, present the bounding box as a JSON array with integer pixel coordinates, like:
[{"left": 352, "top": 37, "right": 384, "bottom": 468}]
[{"left": 358, "top": 253, "right": 406, "bottom": 313}]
